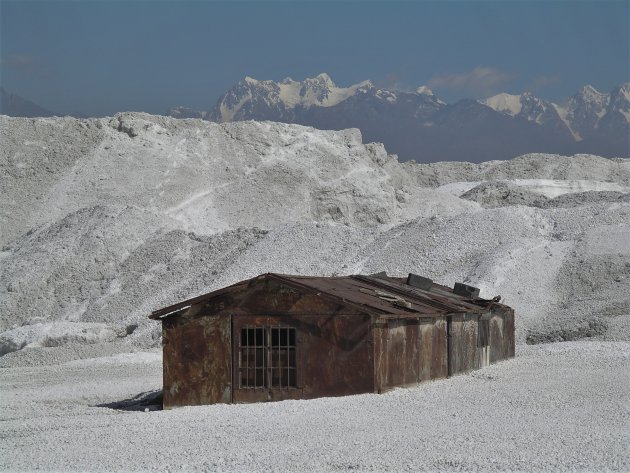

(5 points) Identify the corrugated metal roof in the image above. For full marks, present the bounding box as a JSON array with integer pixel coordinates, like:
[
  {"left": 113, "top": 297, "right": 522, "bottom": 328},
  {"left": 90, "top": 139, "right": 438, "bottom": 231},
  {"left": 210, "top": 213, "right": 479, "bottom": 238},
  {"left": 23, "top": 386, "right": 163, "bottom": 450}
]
[
  {"left": 150, "top": 273, "right": 499, "bottom": 320},
  {"left": 276, "top": 274, "right": 488, "bottom": 317}
]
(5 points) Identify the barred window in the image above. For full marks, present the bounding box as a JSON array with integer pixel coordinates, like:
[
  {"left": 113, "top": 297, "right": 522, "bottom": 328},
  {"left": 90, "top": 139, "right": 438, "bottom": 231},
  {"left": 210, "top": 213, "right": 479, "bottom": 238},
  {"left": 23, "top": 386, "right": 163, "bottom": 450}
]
[
  {"left": 270, "top": 327, "right": 296, "bottom": 388},
  {"left": 240, "top": 327, "right": 266, "bottom": 388},
  {"left": 239, "top": 326, "right": 297, "bottom": 389}
]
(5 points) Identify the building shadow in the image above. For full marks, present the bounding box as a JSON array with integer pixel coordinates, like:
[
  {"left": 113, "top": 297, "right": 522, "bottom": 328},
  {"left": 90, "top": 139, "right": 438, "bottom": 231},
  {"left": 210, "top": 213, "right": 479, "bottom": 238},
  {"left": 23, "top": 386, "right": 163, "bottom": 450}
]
[{"left": 94, "top": 389, "right": 163, "bottom": 411}]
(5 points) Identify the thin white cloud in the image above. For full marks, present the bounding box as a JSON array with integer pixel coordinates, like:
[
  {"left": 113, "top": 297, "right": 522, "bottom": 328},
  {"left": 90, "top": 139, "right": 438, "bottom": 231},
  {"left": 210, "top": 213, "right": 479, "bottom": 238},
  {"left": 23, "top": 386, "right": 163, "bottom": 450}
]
[
  {"left": 1, "top": 54, "right": 52, "bottom": 80},
  {"left": 428, "top": 67, "right": 512, "bottom": 94},
  {"left": 1, "top": 54, "right": 39, "bottom": 73},
  {"left": 529, "top": 74, "right": 561, "bottom": 90}
]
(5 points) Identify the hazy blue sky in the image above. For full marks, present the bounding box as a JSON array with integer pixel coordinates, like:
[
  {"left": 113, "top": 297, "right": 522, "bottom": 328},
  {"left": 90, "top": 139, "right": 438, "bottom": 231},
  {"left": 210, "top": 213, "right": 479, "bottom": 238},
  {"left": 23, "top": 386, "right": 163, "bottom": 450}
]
[{"left": 1, "top": 0, "right": 628, "bottom": 117}]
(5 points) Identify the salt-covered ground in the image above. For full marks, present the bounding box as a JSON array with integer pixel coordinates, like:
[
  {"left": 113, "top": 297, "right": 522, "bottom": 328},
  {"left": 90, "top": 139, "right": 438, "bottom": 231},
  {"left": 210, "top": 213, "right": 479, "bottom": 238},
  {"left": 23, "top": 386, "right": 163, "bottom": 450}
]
[
  {"left": 1, "top": 113, "right": 629, "bottom": 471},
  {"left": 1, "top": 342, "right": 628, "bottom": 472}
]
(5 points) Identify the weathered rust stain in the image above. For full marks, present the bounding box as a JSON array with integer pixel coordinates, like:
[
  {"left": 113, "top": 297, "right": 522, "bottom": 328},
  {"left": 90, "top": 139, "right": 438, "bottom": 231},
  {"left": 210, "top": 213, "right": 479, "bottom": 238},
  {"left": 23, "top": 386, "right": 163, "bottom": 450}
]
[
  {"left": 448, "top": 314, "right": 481, "bottom": 376},
  {"left": 162, "top": 315, "right": 231, "bottom": 409},
  {"left": 374, "top": 317, "right": 448, "bottom": 392},
  {"left": 489, "top": 308, "right": 515, "bottom": 363}
]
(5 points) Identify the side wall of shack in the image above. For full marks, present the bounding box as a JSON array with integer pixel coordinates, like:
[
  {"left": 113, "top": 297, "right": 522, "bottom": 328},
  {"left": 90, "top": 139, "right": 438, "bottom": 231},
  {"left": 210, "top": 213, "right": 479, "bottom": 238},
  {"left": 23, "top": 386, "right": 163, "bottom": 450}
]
[
  {"left": 448, "top": 308, "right": 515, "bottom": 376},
  {"left": 447, "top": 313, "right": 480, "bottom": 375},
  {"left": 489, "top": 308, "right": 516, "bottom": 363},
  {"left": 374, "top": 317, "right": 448, "bottom": 392},
  {"left": 162, "top": 314, "right": 232, "bottom": 409}
]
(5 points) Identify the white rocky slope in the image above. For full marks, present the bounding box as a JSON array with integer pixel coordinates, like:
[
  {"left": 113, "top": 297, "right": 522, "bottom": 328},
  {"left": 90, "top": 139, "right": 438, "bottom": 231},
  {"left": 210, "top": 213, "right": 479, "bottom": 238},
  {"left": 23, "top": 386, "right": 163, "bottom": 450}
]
[
  {"left": 1, "top": 113, "right": 461, "bottom": 246},
  {"left": 0, "top": 113, "right": 629, "bottom": 357}
]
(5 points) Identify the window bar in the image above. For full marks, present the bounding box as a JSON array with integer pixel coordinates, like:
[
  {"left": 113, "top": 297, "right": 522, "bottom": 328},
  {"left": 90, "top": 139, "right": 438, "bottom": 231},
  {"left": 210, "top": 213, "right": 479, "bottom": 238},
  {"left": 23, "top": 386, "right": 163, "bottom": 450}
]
[
  {"left": 250, "top": 326, "right": 254, "bottom": 388},
  {"left": 242, "top": 326, "right": 246, "bottom": 389},
  {"left": 239, "top": 332, "right": 243, "bottom": 389},
  {"left": 241, "top": 327, "right": 244, "bottom": 389},
  {"left": 271, "top": 326, "right": 275, "bottom": 389},
  {"left": 262, "top": 327, "right": 266, "bottom": 388},
  {"left": 256, "top": 327, "right": 259, "bottom": 388},
  {"left": 245, "top": 326, "right": 250, "bottom": 388},
  {"left": 260, "top": 327, "right": 263, "bottom": 389},
  {"left": 270, "top": 327, "right": 273, "bottom": 388}
]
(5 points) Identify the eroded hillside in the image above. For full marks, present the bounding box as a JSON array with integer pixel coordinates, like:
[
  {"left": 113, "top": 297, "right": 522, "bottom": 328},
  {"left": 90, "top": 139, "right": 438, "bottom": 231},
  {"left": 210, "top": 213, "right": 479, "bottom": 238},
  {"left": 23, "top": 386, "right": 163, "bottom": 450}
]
[{"left": 1, "top": 113, "right": 629, "bottom": 357}]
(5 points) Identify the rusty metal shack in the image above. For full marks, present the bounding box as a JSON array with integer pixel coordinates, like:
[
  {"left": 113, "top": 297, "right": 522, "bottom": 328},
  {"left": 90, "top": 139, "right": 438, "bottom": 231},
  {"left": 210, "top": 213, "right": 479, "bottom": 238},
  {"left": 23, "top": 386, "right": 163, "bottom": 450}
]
[{"left": 150, "top": 273, "right": 515, "bottom": 409}]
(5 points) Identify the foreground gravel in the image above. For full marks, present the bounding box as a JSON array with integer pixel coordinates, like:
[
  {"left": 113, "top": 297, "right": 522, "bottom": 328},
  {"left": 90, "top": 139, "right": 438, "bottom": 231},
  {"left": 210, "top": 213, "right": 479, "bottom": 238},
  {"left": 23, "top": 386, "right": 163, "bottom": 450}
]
[{"left": 1, "top": 341, "right": 628, "bottom": 472}]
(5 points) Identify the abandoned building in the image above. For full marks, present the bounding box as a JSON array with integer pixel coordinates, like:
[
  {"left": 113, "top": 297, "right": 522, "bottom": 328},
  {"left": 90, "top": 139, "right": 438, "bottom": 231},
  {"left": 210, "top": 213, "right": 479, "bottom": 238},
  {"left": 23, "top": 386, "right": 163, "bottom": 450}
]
[{"left": 150, "top": 273, "right": 515, "bottom": 409}]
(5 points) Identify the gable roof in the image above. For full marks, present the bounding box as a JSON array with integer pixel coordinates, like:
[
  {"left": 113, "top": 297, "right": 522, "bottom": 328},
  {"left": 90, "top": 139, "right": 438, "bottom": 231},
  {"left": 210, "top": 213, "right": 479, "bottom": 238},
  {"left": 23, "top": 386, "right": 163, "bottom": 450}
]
[{"left": 150, "top": 273, "right": 500, "bottom": 320}]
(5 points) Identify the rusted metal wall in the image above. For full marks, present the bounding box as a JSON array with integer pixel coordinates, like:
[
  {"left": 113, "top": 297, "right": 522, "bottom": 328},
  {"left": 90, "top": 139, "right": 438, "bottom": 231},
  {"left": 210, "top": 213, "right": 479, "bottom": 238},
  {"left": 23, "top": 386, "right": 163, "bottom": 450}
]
[
  {"left": 424, "top": 318, "right": 449, "bottom": 380},
  {"left": 447, "top": 313, "right": 479, "bottom": 376},
  {"left": 489, "top": 308, "right": 516, "bottom": 363},
  {"left": 162, "top": 315, "right": 231, "bottom": 409},
  {"left": 232, "top": 314, "right": 374, "bottom": 403},
  {"left": 374, "top": 317, "right": 448, "bottom": 392}
]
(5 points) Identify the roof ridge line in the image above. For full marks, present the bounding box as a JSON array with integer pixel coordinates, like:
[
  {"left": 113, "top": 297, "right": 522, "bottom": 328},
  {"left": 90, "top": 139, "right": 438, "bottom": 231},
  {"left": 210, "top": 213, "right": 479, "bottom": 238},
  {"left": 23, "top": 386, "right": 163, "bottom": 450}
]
[{"left": 266, "top": 273, "right": 382, "bottom": 316}]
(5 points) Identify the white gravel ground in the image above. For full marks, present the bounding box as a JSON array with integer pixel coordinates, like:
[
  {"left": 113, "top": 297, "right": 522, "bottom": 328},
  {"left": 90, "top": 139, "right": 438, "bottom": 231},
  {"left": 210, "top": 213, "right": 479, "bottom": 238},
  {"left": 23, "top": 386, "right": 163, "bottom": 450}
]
[{"left": 1, "top": 342, "right": 628, "bottom": 472}]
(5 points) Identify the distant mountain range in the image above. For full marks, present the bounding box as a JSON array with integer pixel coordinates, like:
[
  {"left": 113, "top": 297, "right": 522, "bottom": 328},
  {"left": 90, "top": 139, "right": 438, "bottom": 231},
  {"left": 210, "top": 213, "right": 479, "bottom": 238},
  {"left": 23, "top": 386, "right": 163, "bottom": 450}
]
[
  {"left": 0, "top": 88, "right": 56, "bottom": 118},
  {"left": 0, "top": 88, "right": 90, "bottom": 119},
  {"left": 167, "top": 74, "right": 629, "bottom": 162},
  {"left": 2, "top": 76, "right": 627, "bottom": 163}
]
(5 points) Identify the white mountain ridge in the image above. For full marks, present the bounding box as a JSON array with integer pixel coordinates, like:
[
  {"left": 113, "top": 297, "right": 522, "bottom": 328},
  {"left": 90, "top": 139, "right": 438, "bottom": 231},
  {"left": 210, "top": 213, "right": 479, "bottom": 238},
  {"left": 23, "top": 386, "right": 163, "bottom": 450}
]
[
  {"left": 481, "top": 83, "right": 630, "bottom": 141},
  {"left": 213, "top": 73, "right": 443, "bottom": 122},
  {"left": 212, "top": 73, "right": 629, "bottom": 135},
  {"left": 479, "top": 93, "right": 524, "bottom": 116}
]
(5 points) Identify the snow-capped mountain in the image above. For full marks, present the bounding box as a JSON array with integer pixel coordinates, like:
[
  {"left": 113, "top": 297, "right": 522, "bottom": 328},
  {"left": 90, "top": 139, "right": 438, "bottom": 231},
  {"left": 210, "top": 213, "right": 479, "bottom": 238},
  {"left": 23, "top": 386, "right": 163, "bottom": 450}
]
[
  {"left": 479, "top": 93, "right": 524, "bottom": 117},
  {"left": 480, "top": 91, "right": 578, "bottom": 142},
  {"left": 208, "top": 73, "right": 370, "bottom": 122},
  {"left": 482, "top": 84, "right": 629, "bottom": 154},
  {"left": 580, "top": 83, "right": 630, "bottom": 156},
  {"left": 481, "top": 92, "right": 562, "bottom": 126},
  {"left": 598, "top": 83, "right": 630, "bottom": 133},
  {"left": 554, "top": 85, "right": 611, "bottom": 141},
  {"left": 207, "top": 73, "right": 443, "bottom": 123},
  {"left": 608, "top": 82, "right": 630, "bottom": 122},
  {"left": 168, "top": 75, "right": 629, "bottom": 162}
]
